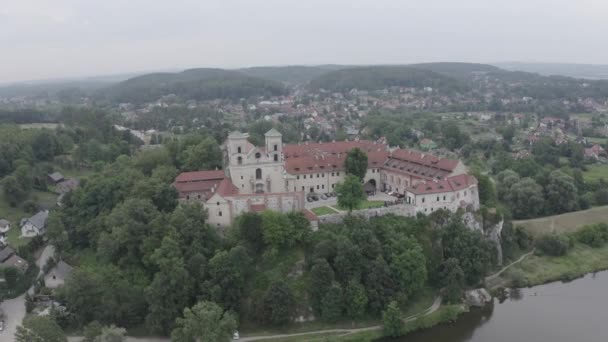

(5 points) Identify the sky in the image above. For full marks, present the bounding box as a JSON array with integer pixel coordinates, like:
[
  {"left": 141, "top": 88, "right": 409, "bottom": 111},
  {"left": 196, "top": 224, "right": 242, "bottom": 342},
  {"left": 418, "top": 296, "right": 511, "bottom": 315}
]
[{"left": 2, "top": 0, "right": 608, "bottom": 83}]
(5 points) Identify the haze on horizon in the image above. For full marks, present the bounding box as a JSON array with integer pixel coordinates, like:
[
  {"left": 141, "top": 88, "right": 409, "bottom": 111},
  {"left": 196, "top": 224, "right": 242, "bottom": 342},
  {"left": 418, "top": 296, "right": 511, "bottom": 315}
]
[{"left": 2, "top": 0, "right": 608, "bottom": 83}]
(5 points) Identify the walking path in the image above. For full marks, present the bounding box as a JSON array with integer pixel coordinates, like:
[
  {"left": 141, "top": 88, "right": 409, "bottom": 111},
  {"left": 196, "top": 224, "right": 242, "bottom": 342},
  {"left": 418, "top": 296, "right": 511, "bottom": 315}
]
[
  {"left": 485, "top": 249, "right": 535, "bottom": 288},
  {"left": 239, "top": 297, "right": 442, "bottom": 342}
]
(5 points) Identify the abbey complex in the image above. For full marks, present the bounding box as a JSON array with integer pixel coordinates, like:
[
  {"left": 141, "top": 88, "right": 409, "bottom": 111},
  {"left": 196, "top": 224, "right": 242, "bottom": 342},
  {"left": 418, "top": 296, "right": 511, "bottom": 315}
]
[{"left": 173, "top": 129, "right": 479, "bottom": 227}]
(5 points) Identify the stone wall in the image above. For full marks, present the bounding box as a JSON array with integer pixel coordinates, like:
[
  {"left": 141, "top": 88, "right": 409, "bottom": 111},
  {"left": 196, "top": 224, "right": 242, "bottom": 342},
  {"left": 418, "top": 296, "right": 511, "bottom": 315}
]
[{"left": 318, "top": 204, "right": 416, "bottom": 225}]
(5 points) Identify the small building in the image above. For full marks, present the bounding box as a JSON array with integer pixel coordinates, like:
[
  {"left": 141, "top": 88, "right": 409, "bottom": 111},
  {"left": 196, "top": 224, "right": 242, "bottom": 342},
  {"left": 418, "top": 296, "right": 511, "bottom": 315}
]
[
  {"left": 0, "top": 219, "right": 9, "bottom": 234},
  {"left": 419, "top": 138, "right": 437, "bottom": 151},
  {"left": 44, "top": 261, "right": 74, "bottom": 289},
  {"left": 0, "top": 246, "right": 28, "bottom": 273},
  {"left": 47, "top": 172, "right": 65, "bottom": 184},
  {"left": 56, "top": 178, "right": 79, "bottom": 194},
  {"left": 20, "top": 210, "right": 49, "bottom": 237}
]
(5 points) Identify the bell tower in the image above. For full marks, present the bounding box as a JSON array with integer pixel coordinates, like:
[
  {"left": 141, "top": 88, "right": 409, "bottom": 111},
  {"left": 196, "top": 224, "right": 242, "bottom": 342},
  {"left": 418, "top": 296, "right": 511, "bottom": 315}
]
[{"left": 265, "top": 128, "right": 283, "bottom": 163}]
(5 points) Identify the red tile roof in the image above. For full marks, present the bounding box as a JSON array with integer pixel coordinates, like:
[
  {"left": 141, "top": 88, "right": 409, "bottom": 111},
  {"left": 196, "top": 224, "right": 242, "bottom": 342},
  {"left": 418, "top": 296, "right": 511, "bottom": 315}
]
[
  {"left": 389, "top": 149, "right": 458, "bottom": 171},
  {"left": 407, "top": 174, "right": 477, "bottom": 195},
  {"left": 250, "top": 204, "right": 266, "bottom": 212},
  {"left": 216, "top": 178, "right": 239, "bottom": 197},
  {"left": 302, "top": 209, "right": 319, "bottom": 222},
  {"left": 175, "top": 170, "right": 225, "bottom": 183},
  {"left": 283, "top": 140, "right": 388, "bottom": 175}
]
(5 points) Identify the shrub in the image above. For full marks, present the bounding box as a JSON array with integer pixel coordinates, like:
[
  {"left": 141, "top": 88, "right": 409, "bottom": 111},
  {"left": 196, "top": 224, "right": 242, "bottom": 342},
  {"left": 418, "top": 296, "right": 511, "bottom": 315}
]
[
  {"left": 535, "top": 234, "right": 570, "bottom": 256},
  {"left": 576, "top": 223, "right": 608, "bottom": 248}
]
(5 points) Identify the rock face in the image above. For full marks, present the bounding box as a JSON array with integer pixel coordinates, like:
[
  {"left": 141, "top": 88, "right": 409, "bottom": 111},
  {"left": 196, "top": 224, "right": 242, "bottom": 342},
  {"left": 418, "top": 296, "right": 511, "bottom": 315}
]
[
  {"left": 487, "top": 219, "right": 504, "bottom": 266},
  {"left": 465, "top": 288, "right": 492, "bottom": 307},
  {"left": 462, "top": 212, "right": 483, "bottom": 232}
]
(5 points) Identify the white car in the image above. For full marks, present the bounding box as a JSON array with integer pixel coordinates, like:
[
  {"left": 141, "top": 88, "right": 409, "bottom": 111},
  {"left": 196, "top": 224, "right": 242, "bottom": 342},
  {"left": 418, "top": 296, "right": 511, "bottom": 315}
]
[{"left": 233, "top": 331, "right": 240, "bottom": 340}]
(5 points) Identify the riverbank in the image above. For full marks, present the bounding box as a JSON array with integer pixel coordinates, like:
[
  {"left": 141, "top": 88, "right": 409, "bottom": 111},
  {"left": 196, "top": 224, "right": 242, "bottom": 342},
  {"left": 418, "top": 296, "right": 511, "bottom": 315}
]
[{"left": 497, "top": 242, "right": 608, "bottom": 287}]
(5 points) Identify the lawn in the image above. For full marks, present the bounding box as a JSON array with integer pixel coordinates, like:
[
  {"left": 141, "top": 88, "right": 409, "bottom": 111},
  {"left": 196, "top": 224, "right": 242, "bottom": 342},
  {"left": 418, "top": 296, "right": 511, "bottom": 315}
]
[
  {"left": 513, "top": 205, "right": 608, "bottom": 237},
  {"left": 337, "top": 200, "right": 385, "bottom": 211},
  {"left": 583, "top": 165, "right": 608, "bottom": 182},
  {"left": 501, "top": 243, "right": 608, "bottom": 287},
  {"left": 311, "top": 206, "right": 338, "bottom": 216}
]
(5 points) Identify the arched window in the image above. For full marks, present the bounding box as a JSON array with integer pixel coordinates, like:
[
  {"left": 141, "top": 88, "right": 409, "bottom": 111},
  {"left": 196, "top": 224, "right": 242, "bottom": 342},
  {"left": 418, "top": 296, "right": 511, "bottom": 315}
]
[
  {"left": 237, "top": 156, "right": 243, "bottom": 165},
  {"left": 255, "top": 152, "right": 261, "bottom": 159},
  {"left": 256, "top": 168, "right": 262, "bottom": 180},
  {"left": 274, "top": 154, "right": 278, "bottom": 162},
  {"left": 274, "top": 144, "right": 278, "bottom": 151},
  {"left": 237, "top": 146, "right": 242, "bottom": 153}
]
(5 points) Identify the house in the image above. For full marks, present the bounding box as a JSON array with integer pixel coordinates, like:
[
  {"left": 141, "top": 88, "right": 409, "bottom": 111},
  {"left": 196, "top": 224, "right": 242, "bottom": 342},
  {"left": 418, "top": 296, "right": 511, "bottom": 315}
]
[
  {"left": 20, "top": 210, "right": 49, "bottom": 237},
  {"left": 44, "top": 261, "right": 74, "bottom": 289},
  {"left": 56, "top": 178, "right": 79, "bottom": 194},
  {"left": 419, "top": 138, "right": 437, "bottom": 151},
  {"left": 0, "top": 246, "right": 28, "bottom": 273},
  {"left": 47, "top": 172, "right": 65, "bottom": 184},
  {"left": 584, "top": 144, "right": 607, "bottom": 160},
  {"left": 0, "top": 219, "right": 9, "bottom": 234}
]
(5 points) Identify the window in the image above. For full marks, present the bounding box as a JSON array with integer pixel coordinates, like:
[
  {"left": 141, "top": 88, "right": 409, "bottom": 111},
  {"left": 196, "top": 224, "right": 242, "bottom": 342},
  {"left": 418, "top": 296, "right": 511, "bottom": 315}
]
[
  {"left": 316, "top": 185, "right": 320, "bottom": 190},
  {"left": 255, "top": 152, "right": 261, "bottom": 159},
  {"left": 322, "top": 173, "right": 325, "bottom": 177},
  {"left": 424, "top": 208, "right": 427, "bottom": 212},
  {"left": 240, "top": 176, "right": 243, "bottom": 180},
  {"left": 337, "top": 172, "right": 340, "bottom": 176},
  {"left": 322, "top": 184, "right": 325, "bottom": 189},
  {"left": 197, "top": 194, "right": 201, "bottom": 199},
  {"left": 436, "top": 196, "right": 440, "bottom": 201},
  {"left": 317, "top": 174, "right": 320, "bottom": 178},
  {"left": 274, "top": 144, "right": 278, "bottom": 151},
  {"left": 237, "top": 156, "right": 242, "bottom": 165},
  {"left": 297, "top": 175, "right": 300, "bottom": 180},
  {"left": 218, "top": 211, "right": 223, "bottom": 217},
  {"left": 422, "top": 197, "right": 425, "bottom": 203},
  {"left": 332, "top": 184, "right": 335, "bottom": 188},
  {"left": 302, "top": 186, "right": 305, "bottom": 191},
  {"left": 237, "top": 146, "right": 241, "bottom": 153},
  {"left": 186, "top": 195, "right": 190, "bottom": 200},
  {"left": 256, "top": 168, "right": 262, "bottom": 180},
  {"left": 274, "top": 154, "right": 278, "bottom": 162},
  {"left": 443, "top": 196, "right": 446, "bottom": 201},
  {"left": 216, "top": 202, "right": 220, "bottom": 206},
  {"left": 304, "top": 175, "right": 307, "bottom": 179},
  {"left": 331, "top": 172, "right": 335, "bottom": 176}
]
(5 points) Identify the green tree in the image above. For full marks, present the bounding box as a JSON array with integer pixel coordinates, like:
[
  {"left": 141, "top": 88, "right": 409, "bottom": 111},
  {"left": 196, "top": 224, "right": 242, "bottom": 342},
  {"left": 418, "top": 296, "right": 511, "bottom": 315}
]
[
  {"left": 389, "top": 239, "right": 427, "bottom": 297},
  {"left": 438, "top": 258, "right": 465, "bottom": 303},
  {"left": 336, "top": 175, "right": 366, "bottom": 212},
  {"left": 345, "top": 148, "right": 368, "bottom": 180},
  {"left": 321, "top": 282, "right": 344, "bottom": 322},
  {"left": 236, "top": 212, "right": 265, "bottom": 254},
  {"left": 145, "top": 232, "right": 193, "bottom": 334},
  {"left": 536, "top": 233, "right": 570, "bottom": 256},
  {"left": 382, "top": 301, "right": 402, "bottom": 338},
  {"left": 181, "top": 137, "right": 223, "bottom": 171},
  {"left": 310, "top": 259, "right": 335, "bottom": 314},
  {"left": 15, "top": 316, "right": 67, "bottom": 342},
  {"left": 545, "top": 170, "right": 578, "bottom": 214},
  {"left": 263, "top": 281, "right": 295, "bottom": 326},
  {"left": 472, "top": 172, "right": 496, "bottom": 206},
  {"left": 505, "top": 177, "right": 545, "bottom": 219},
  {"left": 261, "top": 211, "right": 297, "bottom": 251},
  {"left": 2, "top": 175, "right": 27, "bottom": 207},
  {"left": 3, "top": 266, "right": 18, "bottom": 289},
  {"left": 205, "top": 246, "right": 251, "bottom": 311},
  {"left": 344, "top": 279, "right": 368, "bottom": 320},
  {"left": 171, "top": 301, "right": 237, "bottom": 342}
]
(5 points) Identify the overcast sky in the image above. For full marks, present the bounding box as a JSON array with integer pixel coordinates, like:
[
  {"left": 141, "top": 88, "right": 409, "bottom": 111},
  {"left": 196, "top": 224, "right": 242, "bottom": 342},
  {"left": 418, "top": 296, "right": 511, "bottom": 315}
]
[{"left": 2, "top": 0, "right": 608, "bottom": 82}]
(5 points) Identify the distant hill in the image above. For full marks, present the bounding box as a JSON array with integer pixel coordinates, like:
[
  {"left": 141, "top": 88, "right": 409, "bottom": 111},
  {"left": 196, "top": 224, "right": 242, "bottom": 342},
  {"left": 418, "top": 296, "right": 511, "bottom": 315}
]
[
  {"left": 99, "top": 68, "right": 288, "bottom": 104},
  {"left": 408, "top": 62, "right": 503, "bottom": 79},
  {"left": 307, "top": 65, "right": 468, "bottom": 93},
  {"left": 494, "top": 62, "right": 608, "bottom": 80},
  {"left": 239, "top": 65, "right": 347, "bottom": 85}
]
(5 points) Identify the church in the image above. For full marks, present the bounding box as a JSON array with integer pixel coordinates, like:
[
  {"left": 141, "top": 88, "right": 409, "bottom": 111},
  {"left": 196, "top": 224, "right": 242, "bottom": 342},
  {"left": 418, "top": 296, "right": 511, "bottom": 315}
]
[{"left": 173, "top": 129, "right": 479, "bottom": 227}]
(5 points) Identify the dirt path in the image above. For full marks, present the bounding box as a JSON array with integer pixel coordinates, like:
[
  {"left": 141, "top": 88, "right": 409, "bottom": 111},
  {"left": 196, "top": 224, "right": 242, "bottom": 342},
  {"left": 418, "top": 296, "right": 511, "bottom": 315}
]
[
  {"left": 239, "top": 297, "right": 442, "bottom": 342},
  {"left": 485, "top": 249, "right": 535, "bottom": 288}
]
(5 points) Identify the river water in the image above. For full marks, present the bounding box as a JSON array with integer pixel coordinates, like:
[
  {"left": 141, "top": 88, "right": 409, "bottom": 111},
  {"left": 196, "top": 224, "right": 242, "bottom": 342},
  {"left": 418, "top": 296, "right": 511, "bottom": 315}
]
[{"left": 383, "top": 271, "right": 608, "bottom": 342}]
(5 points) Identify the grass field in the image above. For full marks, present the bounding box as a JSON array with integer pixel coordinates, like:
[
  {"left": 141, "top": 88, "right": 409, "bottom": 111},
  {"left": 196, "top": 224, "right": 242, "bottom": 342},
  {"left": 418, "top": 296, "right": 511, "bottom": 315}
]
[
  {"left": 501, "top": 243, "right": 608, "bottom": 287},
  {"left": 337, "top": 200, "right": 385, "bottom": 211},
  {"left": 583, "top": 165, "right": 608, "bottom": 182},
  {"left": 311, "top": 206, "right": 339, "bottom": 216},
  {"left": 513, "top": 205, "right": 608, "bottom": 237}
]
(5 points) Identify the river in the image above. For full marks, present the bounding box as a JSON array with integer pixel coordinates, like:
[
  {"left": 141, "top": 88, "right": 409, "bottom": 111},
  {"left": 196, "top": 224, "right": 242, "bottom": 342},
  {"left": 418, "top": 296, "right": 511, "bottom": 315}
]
[{"left": 382, "top": 271, "right": 608, "bottom": 342}]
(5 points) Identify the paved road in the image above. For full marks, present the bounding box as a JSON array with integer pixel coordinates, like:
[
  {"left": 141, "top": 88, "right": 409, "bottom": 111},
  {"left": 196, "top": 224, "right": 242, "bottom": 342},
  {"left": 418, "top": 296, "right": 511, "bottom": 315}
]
[{"left": 0, "top": 245, "right": 55, "bottom": 341}]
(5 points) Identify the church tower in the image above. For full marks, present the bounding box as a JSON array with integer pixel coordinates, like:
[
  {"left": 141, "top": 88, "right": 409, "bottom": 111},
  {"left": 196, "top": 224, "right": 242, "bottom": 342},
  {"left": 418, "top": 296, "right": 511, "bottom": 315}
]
[{"left": 265, "top": 128, "right": 283, "bottom": 163}]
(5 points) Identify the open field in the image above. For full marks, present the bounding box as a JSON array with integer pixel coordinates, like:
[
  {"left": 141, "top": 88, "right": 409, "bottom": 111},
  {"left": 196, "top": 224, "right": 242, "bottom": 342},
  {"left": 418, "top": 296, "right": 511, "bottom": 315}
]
[
  {"left": 500, "top": 243, "right": 608, "bottom": 287},
  {"left": 337, "top": 200, "right": 385, "bottom": 211},
  {"left": 311, "top": 206, "right": 338, "bottom": 216},
  {"left": 583, "top": 165, "right": 608, "bottom": 182},
  {"left": 513, "top": 205, "right": 608, "bottom": 236}
]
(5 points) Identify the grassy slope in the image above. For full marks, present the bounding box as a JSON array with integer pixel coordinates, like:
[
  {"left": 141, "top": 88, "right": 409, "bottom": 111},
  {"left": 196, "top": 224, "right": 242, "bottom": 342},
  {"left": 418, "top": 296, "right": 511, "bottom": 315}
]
[
  {"left": 513, "top": 205, "right": 608, "bottom": 236},
  {"left": 311, "top": 206, "right": 339, "bottom": 216},
  {"left": 501, "top": 243, "right": 608, "bottom": 287},
  {"left": 583, "top": 165, "right": 608, "bottom": 182}
]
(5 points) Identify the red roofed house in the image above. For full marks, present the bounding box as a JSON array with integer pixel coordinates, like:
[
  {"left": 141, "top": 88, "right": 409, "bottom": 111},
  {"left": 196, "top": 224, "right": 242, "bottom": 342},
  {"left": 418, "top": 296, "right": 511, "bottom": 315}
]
[{"left": 405, "top": 174, "right": 479, "bottom": 215}]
